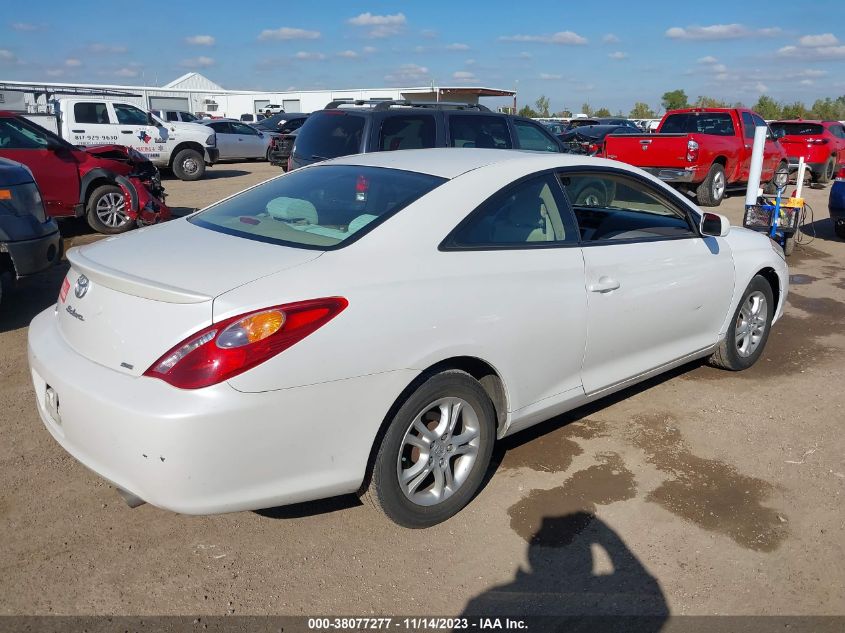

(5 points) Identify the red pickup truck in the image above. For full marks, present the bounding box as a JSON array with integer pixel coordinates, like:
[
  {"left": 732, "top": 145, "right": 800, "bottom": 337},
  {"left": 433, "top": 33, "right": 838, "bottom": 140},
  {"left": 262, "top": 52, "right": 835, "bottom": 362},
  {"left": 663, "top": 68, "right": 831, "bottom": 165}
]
[
  {"left": 0, "top": 112, "right": 169, "bottom": 234},
  {"left": 604, "top": 108, "right": 788, "bottom": 206}
]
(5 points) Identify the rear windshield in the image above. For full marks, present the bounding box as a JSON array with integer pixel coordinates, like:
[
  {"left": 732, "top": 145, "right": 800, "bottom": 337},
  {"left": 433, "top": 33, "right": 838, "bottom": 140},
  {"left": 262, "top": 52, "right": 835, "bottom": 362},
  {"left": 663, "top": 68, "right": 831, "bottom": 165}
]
[
  {"left": 191, "top": 165, "right": 446, "bottom": 250},
  {"left": 770, "top": 122, "right": 824, "bottom": 136},
  {"left": 294, "top": 112, "right": 366, "bottom": 160},
  {"left": 661, "top": 113, "right": 735, "bottom": 136}
]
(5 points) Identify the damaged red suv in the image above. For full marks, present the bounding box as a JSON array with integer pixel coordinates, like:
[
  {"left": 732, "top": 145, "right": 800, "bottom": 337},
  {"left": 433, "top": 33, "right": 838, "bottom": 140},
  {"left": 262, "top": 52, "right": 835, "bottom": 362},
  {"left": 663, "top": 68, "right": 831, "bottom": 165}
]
[{"left": 0, "top": 112, "right": 169, "bottom": 234}]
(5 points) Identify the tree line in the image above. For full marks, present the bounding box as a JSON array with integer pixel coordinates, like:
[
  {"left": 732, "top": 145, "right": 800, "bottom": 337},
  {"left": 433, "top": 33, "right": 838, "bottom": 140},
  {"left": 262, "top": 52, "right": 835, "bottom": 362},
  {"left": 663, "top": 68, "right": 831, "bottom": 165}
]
[{"left": 519, "top": 90, "right": 845, "bottom": 121}]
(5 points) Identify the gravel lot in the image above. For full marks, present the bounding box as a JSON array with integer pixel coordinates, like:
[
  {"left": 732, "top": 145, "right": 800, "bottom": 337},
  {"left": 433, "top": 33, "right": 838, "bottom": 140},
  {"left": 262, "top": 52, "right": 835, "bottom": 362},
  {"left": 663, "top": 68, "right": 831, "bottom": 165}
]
[{"left": 1, "top": 159, "right": 843, "bottom": 617}]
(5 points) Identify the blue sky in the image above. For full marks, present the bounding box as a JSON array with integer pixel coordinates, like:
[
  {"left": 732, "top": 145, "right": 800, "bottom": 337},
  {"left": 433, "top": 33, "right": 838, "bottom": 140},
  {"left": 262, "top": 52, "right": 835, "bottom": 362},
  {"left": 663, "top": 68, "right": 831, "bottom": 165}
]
[{"left": 1, "top": 0, "right": 843, "bottom": 113}]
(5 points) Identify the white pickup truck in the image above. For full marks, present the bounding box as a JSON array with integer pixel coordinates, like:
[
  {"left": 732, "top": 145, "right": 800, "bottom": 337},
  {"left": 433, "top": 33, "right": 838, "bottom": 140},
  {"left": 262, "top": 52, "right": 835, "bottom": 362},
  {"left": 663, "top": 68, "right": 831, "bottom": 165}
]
[{"left": 54, "top": 99, "right": 219, "bottom": 180}]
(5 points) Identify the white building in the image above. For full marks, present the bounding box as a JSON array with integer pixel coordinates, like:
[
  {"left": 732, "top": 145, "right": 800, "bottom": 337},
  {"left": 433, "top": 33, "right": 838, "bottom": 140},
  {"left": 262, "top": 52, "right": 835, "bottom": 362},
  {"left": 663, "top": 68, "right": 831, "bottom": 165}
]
[{"left": 0, "top": 72, "right": 515, "bottom": 118}]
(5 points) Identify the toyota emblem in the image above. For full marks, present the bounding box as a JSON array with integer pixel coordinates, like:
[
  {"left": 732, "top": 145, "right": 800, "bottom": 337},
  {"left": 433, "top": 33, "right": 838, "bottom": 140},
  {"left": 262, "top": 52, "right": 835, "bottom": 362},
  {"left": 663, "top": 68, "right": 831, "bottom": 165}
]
[{"left": 74, "top": 275, "right": 90, "bottom": 299}]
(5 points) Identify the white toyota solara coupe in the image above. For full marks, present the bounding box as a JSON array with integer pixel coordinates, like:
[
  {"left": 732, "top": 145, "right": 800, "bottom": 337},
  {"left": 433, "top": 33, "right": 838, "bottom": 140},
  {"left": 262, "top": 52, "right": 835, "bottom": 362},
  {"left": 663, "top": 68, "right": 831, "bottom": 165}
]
[{"left": 29, "top": 149, "right": 788, "bottom": 527}]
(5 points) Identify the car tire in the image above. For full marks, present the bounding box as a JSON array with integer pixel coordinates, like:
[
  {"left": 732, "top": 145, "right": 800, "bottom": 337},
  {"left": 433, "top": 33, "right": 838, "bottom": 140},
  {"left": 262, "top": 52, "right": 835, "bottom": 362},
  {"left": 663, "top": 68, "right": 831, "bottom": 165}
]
[
  {"left": 783, "top": 235, "right": 795, "bottom": 256},
  {"left": 0, "top": 269, "right": 13, "bottom": 310},
  {"left": 363, "top": 370, "right": 496, "bottom": 528},
  {"left": 814, "top": 157, "right": 835, "bottom": 185},
  {"left": 172, "top": 148, "right": 205, "bottom": 181},
  {"left": 763, "top": 161, "right": 789, "bottom": 195},
  {"left": 696, "top": 163, "right": 726, "bottom": 207},
  {"left": 834, "top": 220, "right": 845, "bottom": 240},
  {"left": 265, "top": 147, "right": 273, "bottom": 161},
  {"left": 86, "top": 185, "right": 135, "bottom": 235},
  {"left": 708, "top": 275, "right": 775, "bottom": 371}
]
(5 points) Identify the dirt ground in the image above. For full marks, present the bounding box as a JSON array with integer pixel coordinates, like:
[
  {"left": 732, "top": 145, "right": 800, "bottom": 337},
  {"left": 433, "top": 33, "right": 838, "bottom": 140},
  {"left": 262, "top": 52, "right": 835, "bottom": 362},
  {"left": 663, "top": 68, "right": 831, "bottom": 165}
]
[{"left": 1, "top": 160, "right": 843, "bottom": 618}]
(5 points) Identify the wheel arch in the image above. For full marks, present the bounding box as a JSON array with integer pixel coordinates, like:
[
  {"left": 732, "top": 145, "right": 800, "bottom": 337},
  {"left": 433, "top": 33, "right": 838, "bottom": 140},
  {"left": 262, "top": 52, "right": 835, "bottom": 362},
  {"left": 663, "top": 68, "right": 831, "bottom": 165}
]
[
  {"left": 168, "top": 141, "right": 205, "bottom": 167},
  {"left": 756, "top": 266, "right": 781, "bottom": 314},
  {"left": 79, "top": 169, "right": 119, "bottom": 206},
  {"left": 357, "top": 355, "right": 508, "bottom": 495}
]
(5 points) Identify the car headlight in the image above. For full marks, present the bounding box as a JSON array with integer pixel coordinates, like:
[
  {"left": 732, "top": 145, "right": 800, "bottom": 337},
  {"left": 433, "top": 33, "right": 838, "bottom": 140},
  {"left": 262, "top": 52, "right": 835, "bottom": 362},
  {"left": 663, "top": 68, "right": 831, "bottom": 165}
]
[{"left": 206, "top": 133, "right": 216, "bottom": 147}]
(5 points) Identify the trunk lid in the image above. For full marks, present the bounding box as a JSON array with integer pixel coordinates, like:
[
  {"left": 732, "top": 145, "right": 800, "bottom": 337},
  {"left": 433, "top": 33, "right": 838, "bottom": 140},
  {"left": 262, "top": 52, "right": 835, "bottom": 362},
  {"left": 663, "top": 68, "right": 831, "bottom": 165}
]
[
  {"left": 57, "top": 219, "right": 322, "bottom": 376},
  {"left": 604, "top": 134, "right": 691, "bottom": 168}
]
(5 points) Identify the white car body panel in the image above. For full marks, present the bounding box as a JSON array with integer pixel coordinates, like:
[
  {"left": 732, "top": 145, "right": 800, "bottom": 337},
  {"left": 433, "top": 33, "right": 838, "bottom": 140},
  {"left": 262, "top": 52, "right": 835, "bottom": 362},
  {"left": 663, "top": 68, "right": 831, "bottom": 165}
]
[{"left": 27, "top": 149, "right": 789, "bottom": 514}]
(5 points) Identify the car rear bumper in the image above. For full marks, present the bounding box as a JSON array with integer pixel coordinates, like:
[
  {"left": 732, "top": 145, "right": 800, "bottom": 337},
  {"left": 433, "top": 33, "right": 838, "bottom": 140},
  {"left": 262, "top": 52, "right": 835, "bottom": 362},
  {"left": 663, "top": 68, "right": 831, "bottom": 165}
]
[
  {"left": 786, "top": 157, "right": 826, "bottom": 174},
  {"left": 1, "top": 229, "right": 62, "bottom": 277},
  {"left": 28, "top": 306, "right": 418, "bottom": 515},
  {"left": 641, "top": 167, "right": 697, "bottom": 183}
]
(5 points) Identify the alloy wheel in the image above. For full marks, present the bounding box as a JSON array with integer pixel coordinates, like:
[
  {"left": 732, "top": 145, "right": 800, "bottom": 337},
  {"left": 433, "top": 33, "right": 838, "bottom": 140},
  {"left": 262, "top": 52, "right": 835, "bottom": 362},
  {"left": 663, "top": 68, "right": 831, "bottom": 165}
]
[
  {"left": 735, "top": 290, "right": 768, "bottom": 357},
  {"left": 95, "top": 192, "right": 130, "bottom": 228}
]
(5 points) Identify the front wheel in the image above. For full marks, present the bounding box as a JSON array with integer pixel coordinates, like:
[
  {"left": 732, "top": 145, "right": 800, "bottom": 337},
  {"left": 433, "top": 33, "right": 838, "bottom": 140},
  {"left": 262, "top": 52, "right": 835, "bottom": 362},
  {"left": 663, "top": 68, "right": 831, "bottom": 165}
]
[
  {"left": 86, "top": 184, "right": 134, "bottom": 235},
  {"left": 363, "top": 371, "right": 496, "bottom": 528},
  {"left": 172, "top": 148, "right": 205, "bottom": 181},
  {"left": 708, "top": 275, "right": 775, "bottom": 371}
]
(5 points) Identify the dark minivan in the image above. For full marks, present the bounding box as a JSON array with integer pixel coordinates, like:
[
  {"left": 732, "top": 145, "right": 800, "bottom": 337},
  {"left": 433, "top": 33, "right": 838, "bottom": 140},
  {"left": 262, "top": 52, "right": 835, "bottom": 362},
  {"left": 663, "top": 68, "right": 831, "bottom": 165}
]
[
  {"left": 288, "top": 101, "right": 563, "bottom": 170},
  {"left": 0, "top": 157, "right": 61, "bottom": 308}
]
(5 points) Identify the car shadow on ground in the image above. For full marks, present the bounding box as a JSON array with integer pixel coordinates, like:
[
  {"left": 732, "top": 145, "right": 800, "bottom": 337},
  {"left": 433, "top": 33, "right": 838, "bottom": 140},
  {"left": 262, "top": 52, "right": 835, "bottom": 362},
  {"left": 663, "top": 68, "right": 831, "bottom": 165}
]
[
  {"left": 461, "top": 513, "right": 668, "bottom": 627},
  {"left": 162, "top": 169, "right": 251, "bottom": 181},
  {"left": 800, "top": 218, "right": 841, "bottom": 243},
  {"left": 255, "top": 494, "right": 363, "bottom": 520},
  {"left": 0, "top": 262, "right": 68, "bottom": 333}
]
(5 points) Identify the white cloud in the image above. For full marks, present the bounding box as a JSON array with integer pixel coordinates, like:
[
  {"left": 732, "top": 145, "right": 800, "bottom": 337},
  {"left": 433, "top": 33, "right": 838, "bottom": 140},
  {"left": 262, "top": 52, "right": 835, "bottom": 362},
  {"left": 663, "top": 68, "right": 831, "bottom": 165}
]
[
  {"left": 46, "top": 69, "right": 63, "bottom": 77},
  {"left": 465, "top": 58, "right": 476, "bottom": 66},
  {"left": 666, "top": 24, "right": 780, "bottom": 40},
  {"left": 348, "top": 12, "right": 406, "bottom": 38},
  {"left": 384, "top": 63, "right": 429, "bottom": 85},
  {"left": 499, "top": 31, "right": 587, "bottom": 45},
  {"left": 778, "top": 44, "right": 845, "bottom": 59},
  {"left": 65, "top": 58, "right": 82, "bottom": 67},
  {"left": 88, "top": 43, "right": 127, "bottom": 53},
  {"left": 602, "top": 33, "right": 620, "bottom": 43},
  {"left": 712, "top": 63, "right": 728, "bottom": 72},
  {"left": 413, "top": 45, "right": 428, "bottom": 53},
  {"left": 180, "top": 56, "right": 215, "bottom": 68},
  {"left": 518, "top": 51, "right": 532, "bottom": 59},
  {"left": 337, "top": 50, "right": 359, "bottom": 58},
  {"left": 452, "top": 71, "right": 476, "bottom": 80},
  {"left": 539, "top": 73, "right": 563, "bottom": 80},
  {"left": 608, "top": 51, "right": 628, "bottom": 60},
  {"left": 754, "top": 82, "right": 768, "bottom": 93},
  {"left": 798, "top": 33, "right": 838, "bottom": 47},
  {"left": 420, "top": 29, "right": 438, "bottom": 39},
  {"left": 697, "top": 55, "right": 718, "bottom": 64},
  {"left": 0, "top": 49, "right": 17, "bottom": 63},
  {"left": 362, "top": 46, "right": 377, "bottom": 54},
  {"left": 113, "top": 67, "right": 139, "bottom": 78},
  {"left": 186, "top": 35, "right": 215, "bottom": 46},
  {"left": 446, "top": 43, "right": 470, "bottom": 51},
  {"left": 258, "top": 27, "right": 320, "bottom": 41},
  {"left": 294, "top": 51, "right": 326, "bottom": 61},
  {"left": 799, "top": 79, "right": 813, "bottom": 86},
  {"left": 11, "top": 22, "right": 37, "bottom": 31}
]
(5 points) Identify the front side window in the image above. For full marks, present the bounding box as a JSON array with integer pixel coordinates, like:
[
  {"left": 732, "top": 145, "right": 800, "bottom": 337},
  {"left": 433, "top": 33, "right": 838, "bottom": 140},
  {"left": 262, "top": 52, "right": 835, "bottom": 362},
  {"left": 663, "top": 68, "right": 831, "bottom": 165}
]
[
  {"left": 294, "top": 112, "right": 366, "bottom": 160},
  {"left": 191, "top": 165, "right": 445, "bottom": 249},
  {"left": 74, "top": 102, "right": 110, "bottom": 124},
  {"left": 181, "top": 112, "right": 198, "bottom": 122},
  {"left": 446, "top": 174, "right": 577, "bottom": 247},
  {"left": 448, "top": 115, "right": 512, "bottom": 149},
  {"left": 113, "top": 104, "right": 149, "bottom": 126},
  {"left": 559, "top": 172, "right": 695, "bottom": 242},
  {"left": 378, "top": 115, "right": 437, "bottom": 151},
  {"left": 166, "top": 112, "right": 179, "bottom": 122},
  {"left": 514, "top": 120, "right": 559, "bottom": 152},
  {"left": 742, "top": 112, "right": 756, "bottom": 139}
]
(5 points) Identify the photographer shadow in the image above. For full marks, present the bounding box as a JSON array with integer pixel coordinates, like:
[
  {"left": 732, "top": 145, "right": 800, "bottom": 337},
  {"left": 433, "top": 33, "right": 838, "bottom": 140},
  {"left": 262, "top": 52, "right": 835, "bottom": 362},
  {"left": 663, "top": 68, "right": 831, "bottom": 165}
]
[{"left": 462, "top": 513, "right": 668, "bottom": 632}]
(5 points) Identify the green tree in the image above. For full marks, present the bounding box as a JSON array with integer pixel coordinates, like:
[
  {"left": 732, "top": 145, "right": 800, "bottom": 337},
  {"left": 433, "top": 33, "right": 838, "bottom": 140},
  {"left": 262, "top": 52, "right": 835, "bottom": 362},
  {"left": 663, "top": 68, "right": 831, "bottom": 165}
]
[
  {"left": 811, "top": 97, "right": 845, "bottom": 120},
  {"left": 661, "top": 89, "right": 689, "bottom": 111},
  {"left": 581, "top": 102, "right": 594, "bottom": 116},
  {"left": 752, "top": 95, "right": 782, "bottom": 120},
  {"left": 534, "top": 95, "right": 551, "bottom": 117},
  {"left": 594, "top": 107, "right": 612, "bottom": 117},
  {"left": 694, "top": 95, "right": 729, "bottom": 108},
  {"left": 781, "top": 101, "right": 810, "bottom": 119},
  {"left": 518, "top": 105, "right": 539, "bottom": 118},
  {"left": 554, "top": 109, "right": 573, "bottom": 118},
  {"left": 629, "top": 102, "right": 656, "bottom": 118}
]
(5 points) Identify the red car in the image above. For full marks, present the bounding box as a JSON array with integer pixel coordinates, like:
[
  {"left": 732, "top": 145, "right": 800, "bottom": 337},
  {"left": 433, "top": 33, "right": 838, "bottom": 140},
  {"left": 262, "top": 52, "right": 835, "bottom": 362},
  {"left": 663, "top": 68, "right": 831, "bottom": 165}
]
[
  {"left": 770, "top": 119, "right": 845, "bottom": 184},
  {"left": 0, "top": 112, "right": 169, "bottom": 234}
]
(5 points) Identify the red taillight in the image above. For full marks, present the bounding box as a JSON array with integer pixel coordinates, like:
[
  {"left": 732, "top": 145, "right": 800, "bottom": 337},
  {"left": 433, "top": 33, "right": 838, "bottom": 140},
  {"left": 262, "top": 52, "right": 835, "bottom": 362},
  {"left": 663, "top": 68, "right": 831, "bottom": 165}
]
[{"left": 144, "top": 297, "right": 348, "bottom": 389}]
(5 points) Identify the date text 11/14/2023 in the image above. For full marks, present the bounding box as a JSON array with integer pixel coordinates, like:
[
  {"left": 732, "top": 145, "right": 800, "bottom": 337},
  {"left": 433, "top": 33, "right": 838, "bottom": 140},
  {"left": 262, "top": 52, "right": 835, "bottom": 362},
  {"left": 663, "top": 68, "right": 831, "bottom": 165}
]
[{"left": 307, "top": 617, "right": 528, "bottom": 630}]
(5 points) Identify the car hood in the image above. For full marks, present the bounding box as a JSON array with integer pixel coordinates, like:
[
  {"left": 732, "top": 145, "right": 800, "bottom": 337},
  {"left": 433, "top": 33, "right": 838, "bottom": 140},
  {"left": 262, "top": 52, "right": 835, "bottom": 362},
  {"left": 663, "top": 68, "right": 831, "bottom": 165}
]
[{"left": 81, "top": 144, "right": 150, "bottom": 173}]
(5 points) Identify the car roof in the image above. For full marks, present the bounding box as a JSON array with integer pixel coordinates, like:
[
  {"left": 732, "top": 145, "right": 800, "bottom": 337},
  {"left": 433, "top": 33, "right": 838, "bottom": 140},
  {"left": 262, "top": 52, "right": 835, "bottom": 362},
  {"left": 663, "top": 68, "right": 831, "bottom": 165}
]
[{"left": 319, "top": 148, "right": 625, "bottom": 180}]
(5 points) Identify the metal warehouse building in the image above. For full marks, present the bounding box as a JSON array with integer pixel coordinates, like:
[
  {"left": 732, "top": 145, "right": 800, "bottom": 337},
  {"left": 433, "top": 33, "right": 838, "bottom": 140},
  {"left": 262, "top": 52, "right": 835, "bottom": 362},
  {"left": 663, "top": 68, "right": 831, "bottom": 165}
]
[{"left": 1, "top": 72, "right": 515, "bottom": 118}]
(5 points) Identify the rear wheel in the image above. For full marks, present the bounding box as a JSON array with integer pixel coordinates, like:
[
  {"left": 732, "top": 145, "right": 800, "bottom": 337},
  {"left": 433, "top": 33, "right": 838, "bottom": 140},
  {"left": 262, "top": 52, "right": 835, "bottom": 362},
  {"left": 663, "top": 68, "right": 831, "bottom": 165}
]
[
  {"left": 363, "top": 370, "right": 496, "bottom": 528},
  {"left": 834, "top": 220, "right": 845, "bottom": 240},
  {"left": 708, "top": 275, "right": 774, "bottom": 371},
  {"left": 696, "top": 163, "right": 726, "bottom": 207},
  {"left": 86, "top": 185, "right": 134, "bottom": 235},
  {"left": 172, "top": 148, "right": 205, "bottom": 181},
  {"left": 814, "top": 156, "right": 835, "bottom": 185}
]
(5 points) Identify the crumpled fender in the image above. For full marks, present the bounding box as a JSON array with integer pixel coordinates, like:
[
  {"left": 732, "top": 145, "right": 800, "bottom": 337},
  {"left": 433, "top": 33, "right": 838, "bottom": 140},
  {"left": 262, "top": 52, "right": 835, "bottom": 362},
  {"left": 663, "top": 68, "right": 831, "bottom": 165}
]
[{"left": 115, "top": 175, "right": 171, "bottom": 225}]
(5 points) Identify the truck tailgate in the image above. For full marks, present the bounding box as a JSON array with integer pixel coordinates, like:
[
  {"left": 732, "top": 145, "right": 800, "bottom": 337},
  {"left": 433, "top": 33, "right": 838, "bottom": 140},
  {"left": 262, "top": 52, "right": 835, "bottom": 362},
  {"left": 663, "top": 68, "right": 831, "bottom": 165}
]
[{"left": 604, "top": 134, "right": 691, "bottom": 168}]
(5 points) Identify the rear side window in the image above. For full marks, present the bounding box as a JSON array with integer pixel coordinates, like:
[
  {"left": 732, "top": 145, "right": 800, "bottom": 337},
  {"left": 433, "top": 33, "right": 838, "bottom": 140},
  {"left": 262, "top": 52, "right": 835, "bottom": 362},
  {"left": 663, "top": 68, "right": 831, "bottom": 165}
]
[
  {"left": 661, "top": 113, "right": 735, "bottom": 136},
  {"left": 514, "top": 120, "right": 559, "bottom": 152},
  {"left": 294, "top": 112, "right": 366, "bottom": 160},
  {"left": 191, "top": 165, "right": 446, "bottom": 250},
  {"left": 209, "top": 122, "right": 233, "bottom": 134},
  {"left": 770, "top": 122, "right": 824, "bottom": 136},
  {"left": 378, "top": 115, "right": 437, "bottom": 151},
  {"left": 448, "top": 115, "right": 512, "bottom": 149},
  {"left": 74, "top": 102, "right": 110, "bottom": 124}
]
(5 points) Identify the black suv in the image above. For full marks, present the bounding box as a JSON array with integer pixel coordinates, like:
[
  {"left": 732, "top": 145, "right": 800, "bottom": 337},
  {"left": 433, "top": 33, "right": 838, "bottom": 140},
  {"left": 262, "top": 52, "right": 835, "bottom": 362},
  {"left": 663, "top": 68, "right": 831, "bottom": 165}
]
[{"left": 287, "top": 100, "right": 563, "bottom": 170}]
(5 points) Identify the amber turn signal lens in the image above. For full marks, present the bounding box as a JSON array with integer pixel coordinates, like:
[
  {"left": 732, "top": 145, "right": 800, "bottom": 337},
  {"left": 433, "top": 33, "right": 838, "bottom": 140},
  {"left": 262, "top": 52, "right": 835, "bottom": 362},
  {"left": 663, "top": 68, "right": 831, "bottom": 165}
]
[{"left": 0, "top": 190, "right": 12, "bottom": 200}]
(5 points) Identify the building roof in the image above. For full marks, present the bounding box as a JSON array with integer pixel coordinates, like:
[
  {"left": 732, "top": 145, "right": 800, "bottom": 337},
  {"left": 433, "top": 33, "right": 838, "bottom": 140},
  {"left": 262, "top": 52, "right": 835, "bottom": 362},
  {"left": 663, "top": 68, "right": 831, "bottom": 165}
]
[{"left": 162, "top": 72, "right": 225, "bottom": 91}]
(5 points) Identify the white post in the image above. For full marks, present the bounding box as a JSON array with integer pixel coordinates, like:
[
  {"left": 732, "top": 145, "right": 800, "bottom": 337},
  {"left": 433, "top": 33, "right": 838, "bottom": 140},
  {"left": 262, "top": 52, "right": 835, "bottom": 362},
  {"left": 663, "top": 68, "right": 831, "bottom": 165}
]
[
  {"left": 795, "top": 157, "right": 806, "bottom": 198},
  {"left": 745, "top": 126, "right": 768, "bottom": 206}
]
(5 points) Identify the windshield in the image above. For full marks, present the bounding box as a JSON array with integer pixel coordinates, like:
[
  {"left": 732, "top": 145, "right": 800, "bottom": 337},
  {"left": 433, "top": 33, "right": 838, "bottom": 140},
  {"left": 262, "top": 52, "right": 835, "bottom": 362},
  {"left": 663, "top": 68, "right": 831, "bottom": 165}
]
[
  {"left": 293, "top": 112, "right": 366, "bottom": 160},
  {"left": 191, "top": 165, "right": 446, "bottom": 250},
  {"left": 661, "top": 113, "right": 735, "bottom": 136},
  {"left": 770, "top": 122, "right": 824, "bottom": 136}
]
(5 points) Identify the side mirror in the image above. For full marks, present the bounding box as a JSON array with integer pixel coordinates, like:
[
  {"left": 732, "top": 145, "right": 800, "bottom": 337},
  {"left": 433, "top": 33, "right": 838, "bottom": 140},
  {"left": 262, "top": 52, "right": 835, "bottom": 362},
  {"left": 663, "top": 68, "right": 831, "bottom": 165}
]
[
  {"left": 700, "top": 212, "right": 730, "bottom": 237},
  {"left": 45, "top": 137, "right": 63, "bottom": 151}
]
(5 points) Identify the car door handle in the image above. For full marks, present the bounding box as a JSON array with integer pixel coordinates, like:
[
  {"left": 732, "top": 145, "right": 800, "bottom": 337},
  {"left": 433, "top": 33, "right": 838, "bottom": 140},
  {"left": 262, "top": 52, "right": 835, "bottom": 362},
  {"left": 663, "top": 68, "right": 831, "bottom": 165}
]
[
  {"left": 121, "top": 130, "right": 133, "bottom": 134},
  {"left": 588, "top": 277, "right": 621, "bottom": 293},
  {"left": 72, "top": 129, "right": 85, "bottom": 133}
]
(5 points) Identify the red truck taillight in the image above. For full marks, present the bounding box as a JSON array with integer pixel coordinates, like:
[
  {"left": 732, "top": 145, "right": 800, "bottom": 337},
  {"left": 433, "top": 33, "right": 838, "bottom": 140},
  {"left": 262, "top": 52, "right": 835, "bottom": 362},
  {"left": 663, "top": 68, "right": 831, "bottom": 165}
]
[{"left": 687, "top": 139, "right": 699, "bottom": 162}]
